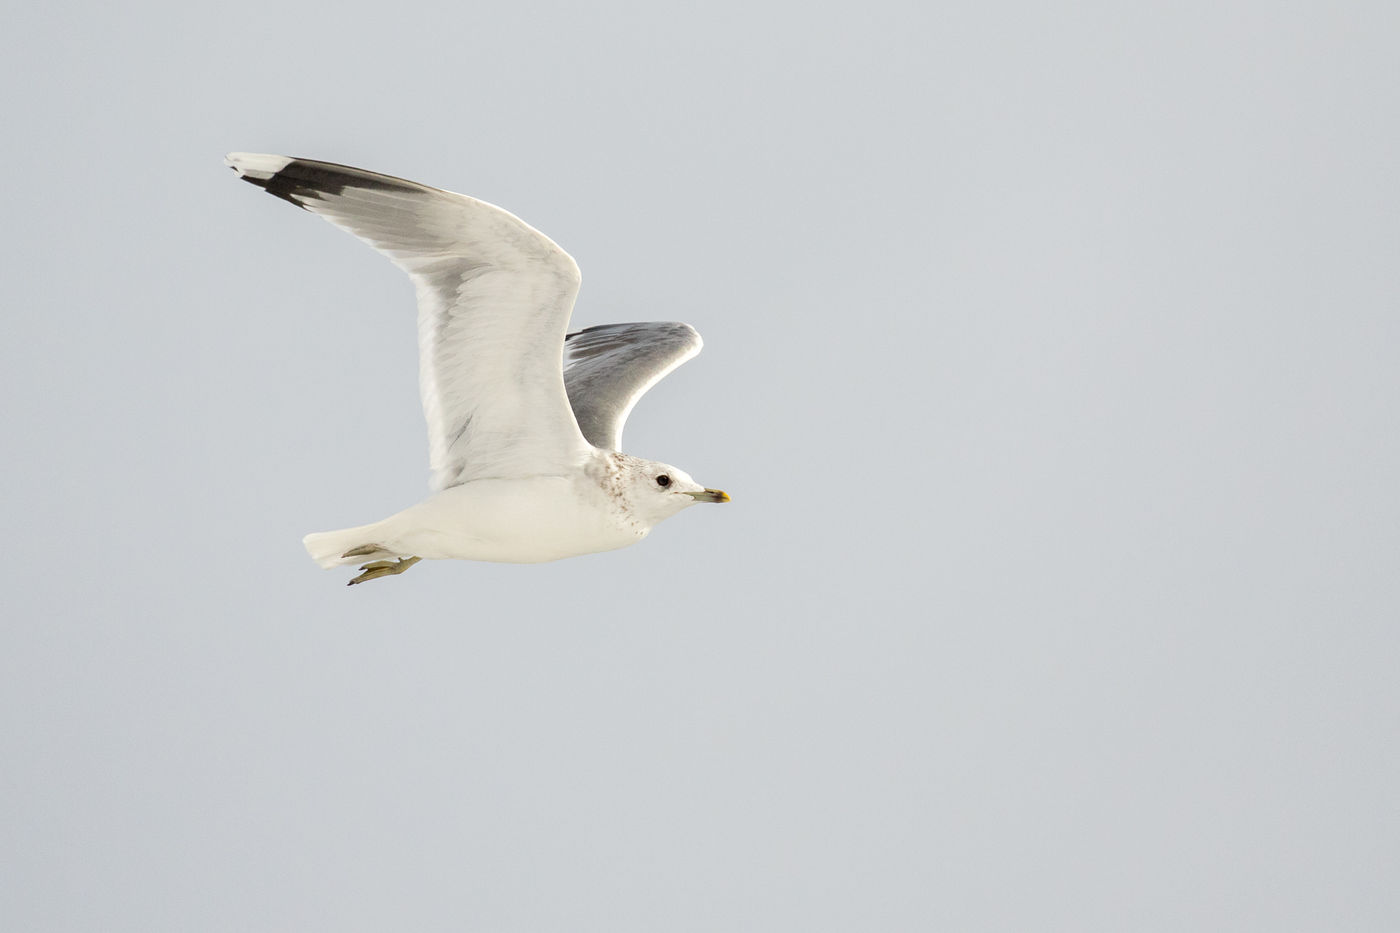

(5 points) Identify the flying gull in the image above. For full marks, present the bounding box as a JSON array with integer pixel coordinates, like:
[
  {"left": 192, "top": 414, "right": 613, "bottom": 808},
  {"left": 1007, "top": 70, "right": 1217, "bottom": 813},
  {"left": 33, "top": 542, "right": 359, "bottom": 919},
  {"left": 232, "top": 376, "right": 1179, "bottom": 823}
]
[{"left": 226, "top": 153, "right": 729, "bottom": 585}]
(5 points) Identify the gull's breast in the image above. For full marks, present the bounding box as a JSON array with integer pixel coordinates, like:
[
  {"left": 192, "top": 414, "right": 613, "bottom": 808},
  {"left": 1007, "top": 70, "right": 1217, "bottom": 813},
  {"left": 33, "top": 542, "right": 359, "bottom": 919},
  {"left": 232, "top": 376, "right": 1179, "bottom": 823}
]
[{"left": 381, "top": 474, "right": 644, "bottom": 564}]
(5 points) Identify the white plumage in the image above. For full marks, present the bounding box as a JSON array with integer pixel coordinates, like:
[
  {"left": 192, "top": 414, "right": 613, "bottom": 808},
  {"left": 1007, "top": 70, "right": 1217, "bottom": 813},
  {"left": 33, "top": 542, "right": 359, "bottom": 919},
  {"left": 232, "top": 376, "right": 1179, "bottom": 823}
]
[{"left": 227, "top": 153, "right": 728, "bottom": 585}]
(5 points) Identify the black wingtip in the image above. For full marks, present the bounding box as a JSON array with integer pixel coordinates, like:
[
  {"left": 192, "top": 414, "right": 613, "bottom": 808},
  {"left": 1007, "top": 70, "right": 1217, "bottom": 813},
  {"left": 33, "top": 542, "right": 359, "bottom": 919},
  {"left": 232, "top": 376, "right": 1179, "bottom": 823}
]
[{"left": 234, "top": 170, "right": 311, "bottom": 209}]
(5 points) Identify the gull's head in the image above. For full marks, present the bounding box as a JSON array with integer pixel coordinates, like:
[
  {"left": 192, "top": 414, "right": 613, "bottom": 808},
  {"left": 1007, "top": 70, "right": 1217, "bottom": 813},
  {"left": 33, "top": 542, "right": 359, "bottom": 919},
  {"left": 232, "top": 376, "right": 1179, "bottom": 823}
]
[{"left": 619, "top": 457, "right": 730, "bottom": 525}]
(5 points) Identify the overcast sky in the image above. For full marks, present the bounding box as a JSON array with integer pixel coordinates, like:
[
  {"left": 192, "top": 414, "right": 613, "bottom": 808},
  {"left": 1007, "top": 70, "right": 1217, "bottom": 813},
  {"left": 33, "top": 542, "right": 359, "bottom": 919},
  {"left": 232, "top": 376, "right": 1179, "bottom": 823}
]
[{"left": 3, "top": 2, "right": 1398, "bottom": 931}]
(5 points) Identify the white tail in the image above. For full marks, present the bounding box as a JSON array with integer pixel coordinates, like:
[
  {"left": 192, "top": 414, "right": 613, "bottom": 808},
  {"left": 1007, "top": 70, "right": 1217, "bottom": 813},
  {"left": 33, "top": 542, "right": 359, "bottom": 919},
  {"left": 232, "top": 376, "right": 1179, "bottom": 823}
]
[{"left": 303, "top": 522, "right": 398, "bottom": 569}]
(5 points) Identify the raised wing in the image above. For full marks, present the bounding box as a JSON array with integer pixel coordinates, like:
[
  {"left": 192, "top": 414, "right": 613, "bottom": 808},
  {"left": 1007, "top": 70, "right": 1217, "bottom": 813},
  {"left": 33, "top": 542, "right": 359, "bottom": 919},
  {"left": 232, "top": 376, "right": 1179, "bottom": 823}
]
[
  {"left": 563, "top": 322, "right": 703, "bottom": 450},
  {"left": 226, "top": 153, "right": 590, "bottom": 489}
]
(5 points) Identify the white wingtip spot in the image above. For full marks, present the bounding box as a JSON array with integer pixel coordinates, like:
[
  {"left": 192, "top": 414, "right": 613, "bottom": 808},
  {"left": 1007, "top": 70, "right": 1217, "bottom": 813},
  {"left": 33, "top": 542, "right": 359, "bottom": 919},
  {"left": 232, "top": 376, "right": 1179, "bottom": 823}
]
[{"left": 225, "top": 152, "right": 292, "bottom": 179}]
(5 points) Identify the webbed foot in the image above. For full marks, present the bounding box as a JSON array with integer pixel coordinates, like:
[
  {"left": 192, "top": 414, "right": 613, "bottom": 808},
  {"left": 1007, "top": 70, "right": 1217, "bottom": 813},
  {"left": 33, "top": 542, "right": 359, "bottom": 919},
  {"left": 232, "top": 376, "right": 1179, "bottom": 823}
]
[{"left": 347, "top": 556, "right": 422, "bottom": 586}]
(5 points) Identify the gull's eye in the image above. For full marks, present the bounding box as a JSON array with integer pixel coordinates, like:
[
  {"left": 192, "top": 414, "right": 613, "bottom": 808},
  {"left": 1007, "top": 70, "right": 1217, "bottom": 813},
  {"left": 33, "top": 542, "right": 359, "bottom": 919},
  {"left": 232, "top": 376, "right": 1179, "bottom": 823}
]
[{"left": 656, "top": 474, "right": 671, "bottom": 487}]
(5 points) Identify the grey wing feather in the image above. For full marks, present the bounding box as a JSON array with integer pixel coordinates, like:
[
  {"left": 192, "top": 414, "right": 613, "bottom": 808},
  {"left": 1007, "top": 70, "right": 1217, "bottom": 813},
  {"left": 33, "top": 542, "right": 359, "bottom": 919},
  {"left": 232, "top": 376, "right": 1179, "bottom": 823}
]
[
  {"left": 563, "top": 322, "right": 703, "bottom": 450},
  {"left": 226, "top": 152, "right": 589, "bottom": 489}
]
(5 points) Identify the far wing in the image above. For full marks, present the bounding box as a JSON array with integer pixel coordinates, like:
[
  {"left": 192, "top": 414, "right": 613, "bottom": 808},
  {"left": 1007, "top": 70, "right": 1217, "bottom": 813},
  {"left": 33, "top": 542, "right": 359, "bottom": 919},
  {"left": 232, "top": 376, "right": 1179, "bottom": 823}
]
[
  {"left": 227, "top": 152, "right": 590, "bottom": 489},
  {"left": 563, "top": 322, "right": 703, "bottom": 451}
]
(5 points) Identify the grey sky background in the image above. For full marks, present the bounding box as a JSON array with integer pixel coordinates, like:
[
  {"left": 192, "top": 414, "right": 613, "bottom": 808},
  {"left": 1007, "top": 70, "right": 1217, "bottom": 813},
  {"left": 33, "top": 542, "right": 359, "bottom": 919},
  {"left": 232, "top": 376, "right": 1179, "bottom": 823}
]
[{"left": 3, "top": 2, "right": 1398, "bottom": 930}]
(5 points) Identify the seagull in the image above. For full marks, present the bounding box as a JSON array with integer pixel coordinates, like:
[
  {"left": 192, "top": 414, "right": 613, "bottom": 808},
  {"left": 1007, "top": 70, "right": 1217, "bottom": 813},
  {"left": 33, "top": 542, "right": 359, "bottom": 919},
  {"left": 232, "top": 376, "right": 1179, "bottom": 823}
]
[{"left": 226, "top": 153, "right": 729, "bottom": 585}]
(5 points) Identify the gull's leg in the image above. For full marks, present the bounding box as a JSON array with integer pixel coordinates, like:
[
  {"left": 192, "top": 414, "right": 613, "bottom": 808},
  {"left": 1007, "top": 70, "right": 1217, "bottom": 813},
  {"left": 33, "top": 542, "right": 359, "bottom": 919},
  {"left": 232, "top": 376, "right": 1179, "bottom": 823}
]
[{"left": 347, "top": 556, "right": 422, "bottom": 586}]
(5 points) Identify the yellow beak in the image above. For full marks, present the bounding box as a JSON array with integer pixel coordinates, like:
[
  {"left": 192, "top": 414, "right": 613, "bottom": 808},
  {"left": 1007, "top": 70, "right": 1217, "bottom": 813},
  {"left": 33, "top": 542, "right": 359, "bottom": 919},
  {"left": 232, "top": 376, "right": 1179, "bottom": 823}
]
[{"left": 684, "top": 488, "right": 731, "bottom": 503}]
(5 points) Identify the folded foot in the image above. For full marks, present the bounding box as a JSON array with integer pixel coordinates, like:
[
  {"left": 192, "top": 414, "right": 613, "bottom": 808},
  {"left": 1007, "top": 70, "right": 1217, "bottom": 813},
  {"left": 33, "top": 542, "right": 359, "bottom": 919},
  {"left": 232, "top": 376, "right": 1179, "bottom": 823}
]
[{"left": 348, "top": 556, "right": 422, "bottom": 586}]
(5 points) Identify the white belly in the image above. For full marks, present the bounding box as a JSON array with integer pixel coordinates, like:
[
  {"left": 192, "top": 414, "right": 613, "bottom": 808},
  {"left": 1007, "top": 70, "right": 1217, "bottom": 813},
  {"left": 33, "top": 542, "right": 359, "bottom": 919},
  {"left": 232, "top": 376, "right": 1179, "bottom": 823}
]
[{"left": 373, "top": 475, "right": 644, "bottom": 564}]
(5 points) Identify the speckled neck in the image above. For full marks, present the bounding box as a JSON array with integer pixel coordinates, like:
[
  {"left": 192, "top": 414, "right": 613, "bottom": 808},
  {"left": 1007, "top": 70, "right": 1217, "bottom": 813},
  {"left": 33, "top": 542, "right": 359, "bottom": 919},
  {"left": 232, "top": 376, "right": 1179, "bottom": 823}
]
[{"left": 583, "top": 450, "right": 645, "bottom": 533}]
